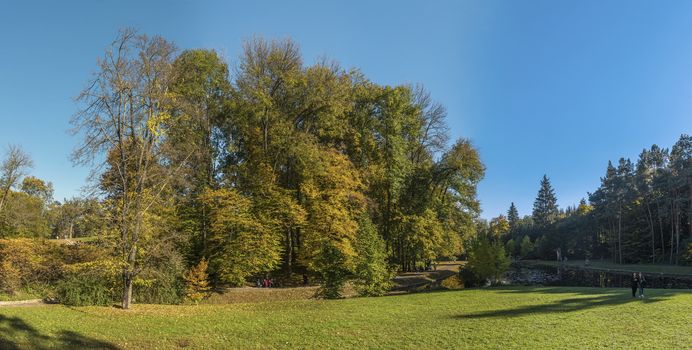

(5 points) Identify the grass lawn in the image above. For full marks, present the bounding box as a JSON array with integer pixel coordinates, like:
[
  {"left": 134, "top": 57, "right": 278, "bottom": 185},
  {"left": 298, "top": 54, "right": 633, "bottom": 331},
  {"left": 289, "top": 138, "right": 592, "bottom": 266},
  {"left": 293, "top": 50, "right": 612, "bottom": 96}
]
[
  {"left": 521, "top": 259, "right": 692, "bottom": 276},
  {"left": 1, "top": 286, "right": 690, "bottom": 349}
]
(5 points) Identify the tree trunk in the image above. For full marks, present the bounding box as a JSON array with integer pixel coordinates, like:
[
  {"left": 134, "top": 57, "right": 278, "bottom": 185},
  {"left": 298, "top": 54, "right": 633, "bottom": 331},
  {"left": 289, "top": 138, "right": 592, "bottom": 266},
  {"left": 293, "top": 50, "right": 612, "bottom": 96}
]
[
  {"left": 646, "top": 202, "right": 655, "bottom": 263},
  {"left": 286, "top": 228, "right": 293, "bottom": 277},
  {"left": 657, "top": 202, "right": 665, "bottom": 260},
  {"left": 122, "top": 273, "right": 133, "bottom": 309},
  {"left": 618, "top": 206, "right": 622, "bottom": 264},
  {"left": 670, "top": 199, "right": 675, "bottom": 264}
]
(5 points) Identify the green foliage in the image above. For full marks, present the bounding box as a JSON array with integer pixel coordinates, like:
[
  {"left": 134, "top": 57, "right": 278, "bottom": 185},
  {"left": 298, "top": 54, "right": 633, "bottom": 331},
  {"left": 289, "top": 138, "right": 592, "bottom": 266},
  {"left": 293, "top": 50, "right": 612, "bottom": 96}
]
[
  {"left": 489, "top": 215, "right": 510, "bottom": 239},
  {"left": 56, "top": 260, "right": 119, "bottom": 306},
  {"left": 465, "top": 235, "right": 510, "bottom": 285},
  {"left": 202, "top": 188, "right": 282, "bottom": 286},
  {"left": 133, "top": 241, "right": 186, "bottom": 305},
  {"left": 507, "top": 202, "right": 519, "bottom": 231},
  {"left": 520, "top": 235, "right": 534, "bottom": 258},
  {"left": 532, "top": 175, "right": 559, "bottom": 227},
  {"left": 315, "top": 242, "right": 351, "bottom": 299},
  {"left": 353, "top": 215, "right": 394, "bottom": 296},
  {"left": 505, "top": 238, "right": 516, "bottom": 257}
]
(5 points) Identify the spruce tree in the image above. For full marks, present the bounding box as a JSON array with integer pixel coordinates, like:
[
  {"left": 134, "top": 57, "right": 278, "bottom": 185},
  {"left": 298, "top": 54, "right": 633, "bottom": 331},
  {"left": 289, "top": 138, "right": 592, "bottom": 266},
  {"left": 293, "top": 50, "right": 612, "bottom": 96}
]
[
  {"left": 532, "top": 175, "right": 559, "bottom": 227},
  {"left": 507, "top": 202, "right": 519, "bottom": 231}
]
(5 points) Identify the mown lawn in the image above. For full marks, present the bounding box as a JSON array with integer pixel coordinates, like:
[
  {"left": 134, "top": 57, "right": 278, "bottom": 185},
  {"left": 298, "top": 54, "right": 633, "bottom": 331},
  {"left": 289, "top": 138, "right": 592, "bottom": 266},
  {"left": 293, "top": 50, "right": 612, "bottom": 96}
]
[{"left": 1, "top": 287, "right": 690, "bottom": 349}]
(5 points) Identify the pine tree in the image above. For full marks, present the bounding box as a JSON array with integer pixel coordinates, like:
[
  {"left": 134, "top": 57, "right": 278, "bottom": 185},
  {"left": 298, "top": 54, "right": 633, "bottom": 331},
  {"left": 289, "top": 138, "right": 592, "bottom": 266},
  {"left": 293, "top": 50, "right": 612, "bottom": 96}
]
[
  {"left": 507, "top": 202, "right": 519, "bottom": 231},
  {"left": 532, "top": 175, "right": 559, "bottom": 227}
]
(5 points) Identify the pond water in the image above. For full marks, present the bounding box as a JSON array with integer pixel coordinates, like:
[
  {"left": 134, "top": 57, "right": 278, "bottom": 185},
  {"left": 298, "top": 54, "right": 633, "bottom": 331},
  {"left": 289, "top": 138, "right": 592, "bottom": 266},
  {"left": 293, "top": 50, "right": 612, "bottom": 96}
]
[{"left": 506, "top": 263, "right": 692, "bottom": 289}]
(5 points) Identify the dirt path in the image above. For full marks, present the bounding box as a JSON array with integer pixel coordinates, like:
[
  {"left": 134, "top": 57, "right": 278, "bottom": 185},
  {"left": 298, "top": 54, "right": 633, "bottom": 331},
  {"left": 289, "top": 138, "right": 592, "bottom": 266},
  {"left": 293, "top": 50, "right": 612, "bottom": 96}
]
[
  {"left": 392, "top": 261, "right": 463, "bottom": 291},
  {"left": 0, "top": 299, "right": 45, "bottom": 307}
]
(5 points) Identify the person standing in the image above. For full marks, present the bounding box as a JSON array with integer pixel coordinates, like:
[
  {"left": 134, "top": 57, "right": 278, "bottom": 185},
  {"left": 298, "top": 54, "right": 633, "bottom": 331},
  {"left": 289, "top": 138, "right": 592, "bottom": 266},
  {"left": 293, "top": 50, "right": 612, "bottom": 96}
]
[
  {"left": 638, "top": 272, "right": 646, "bottom": 298},
  {"left": 630, "top": 273, "right": 638, "bottom": 298}
]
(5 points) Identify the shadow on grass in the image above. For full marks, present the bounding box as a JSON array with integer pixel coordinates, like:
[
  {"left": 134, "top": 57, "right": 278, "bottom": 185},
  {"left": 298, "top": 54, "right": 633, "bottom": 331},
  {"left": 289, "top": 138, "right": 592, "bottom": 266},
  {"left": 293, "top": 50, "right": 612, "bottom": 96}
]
[
  {"left": 0, "top": 314, "right": 119, "bottom": 349},
  {"left": 454, "top": 287, "right": 684, "bottom": 319}
]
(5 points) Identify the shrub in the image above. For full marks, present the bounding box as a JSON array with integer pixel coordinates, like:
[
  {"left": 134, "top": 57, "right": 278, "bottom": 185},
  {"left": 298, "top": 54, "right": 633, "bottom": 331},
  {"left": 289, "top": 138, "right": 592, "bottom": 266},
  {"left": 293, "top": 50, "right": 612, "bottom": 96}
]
[
  {"left": 56, "top": 260, "right": 119, "bottom": 306},
  {"left": 459, "top": 266, "right": 484, "bottom": 288},
  {"left": 184, "top": 258, "right": 211, "bottom": 303},
  {"left": 465, "top": 235, "right": 510, "bottom": 285},
  {"left": 519, "top": 235, "right": 534, "bottom": 258},
  {"left": 133, "top": 244, "right": 186, "bottom": 305},
  {"left": 0, "top": 260, "right": 21, "bottom": 294},
  {"left": 315, "top": 243, "right": 350, "bottom": 299},
  {"left": 440, "top": 275, "right": 463, "bottom": 290},
  {"left": 353, "top": 215, "right": 393, "bottom": 296}
]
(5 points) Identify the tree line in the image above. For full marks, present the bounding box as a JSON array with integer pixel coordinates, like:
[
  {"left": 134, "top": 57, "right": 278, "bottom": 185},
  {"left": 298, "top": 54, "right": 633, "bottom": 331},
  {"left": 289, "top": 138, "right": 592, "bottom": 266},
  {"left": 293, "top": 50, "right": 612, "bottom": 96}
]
[
  {"left": 499, "top": 135, "right": 691, "bottom": 266},
  {"left": 0, "top": 29, "right": 484, "bottom": 308}
]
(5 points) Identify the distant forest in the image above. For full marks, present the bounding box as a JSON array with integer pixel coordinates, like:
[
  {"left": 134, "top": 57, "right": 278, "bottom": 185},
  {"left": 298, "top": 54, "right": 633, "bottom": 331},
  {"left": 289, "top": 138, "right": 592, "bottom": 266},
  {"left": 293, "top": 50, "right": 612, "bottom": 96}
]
[{"left": 501, "top": 134, "right": 691, "bottom": 265}]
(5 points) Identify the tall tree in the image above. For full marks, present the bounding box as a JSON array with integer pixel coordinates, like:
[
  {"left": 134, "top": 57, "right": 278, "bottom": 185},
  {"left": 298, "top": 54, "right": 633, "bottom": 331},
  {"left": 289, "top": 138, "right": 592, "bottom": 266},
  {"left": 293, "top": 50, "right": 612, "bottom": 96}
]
[
  {"left": 0, "top": 145, "right": 33, "bottom": 213},
  {"left": 532, "top": 175, "right": 559, "bottom": 227},
  {"left": 71, "top": 29, "right": 179, "bottom": 309},
  {"left": 507, "top": 202, "right": 519, "bottom": 231}
]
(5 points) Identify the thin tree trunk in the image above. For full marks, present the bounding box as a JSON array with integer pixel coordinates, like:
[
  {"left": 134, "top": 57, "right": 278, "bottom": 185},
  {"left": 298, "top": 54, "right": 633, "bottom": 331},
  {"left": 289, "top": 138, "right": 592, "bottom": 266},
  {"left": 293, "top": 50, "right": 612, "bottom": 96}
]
[
  {"left": 646, "top": 202, "right": 655, "bottom": 263},
  {"left": 657, "top": 202, "right": 665, "bottom": 260},
  {"left": 670, "top": 199, "right": 675, "bottom": 264},
  {"left": 618, "top": 206, "right": 622, "bottom": 264}
]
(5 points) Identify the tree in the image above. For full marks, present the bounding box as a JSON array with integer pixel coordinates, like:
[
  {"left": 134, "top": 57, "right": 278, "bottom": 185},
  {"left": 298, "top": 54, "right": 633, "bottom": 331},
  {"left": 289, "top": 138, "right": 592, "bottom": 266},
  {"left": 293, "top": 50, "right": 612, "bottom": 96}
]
[
  {"left": 201, "top": 188, "right": 282, "bottom": 286},
  {"left": 532, "top": 175, "right": 559, "bottom": 227},
  {"left": 0, "top": 145, "right": 33, "bottom": 213},
  {"left": 353, "top": 214, "right": 393, "bottom": 296},
  {"left": 520, "top": 235, "right": 534, "bottom": 257},
  {"left": 507, "top": 202, "right": 519, "bottom": 231},
  {"left": 184, "top": 258, "right": 211, "bottom": 303},
  {"left": 167, "top": 49, "right": 231, "bottom": 261},
  {"left": 466, "top": 235, "right": 510, "bottom": 284},
  {"left": 505, "top": 238, "right": 516, "bottom": 257},
  {"left": 489, "top": 215, "right": 510, "bottom": 239},
  {"left": 71, "top": 29, "right": 179, "bottom": 309}
]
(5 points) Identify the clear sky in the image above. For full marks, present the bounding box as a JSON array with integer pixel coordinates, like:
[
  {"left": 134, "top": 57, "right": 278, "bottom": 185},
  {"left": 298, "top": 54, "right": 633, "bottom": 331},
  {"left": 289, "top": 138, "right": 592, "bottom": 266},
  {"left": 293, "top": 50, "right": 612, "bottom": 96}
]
[{"left": 1, "top": 1, "right": 690, "bottom": 219}]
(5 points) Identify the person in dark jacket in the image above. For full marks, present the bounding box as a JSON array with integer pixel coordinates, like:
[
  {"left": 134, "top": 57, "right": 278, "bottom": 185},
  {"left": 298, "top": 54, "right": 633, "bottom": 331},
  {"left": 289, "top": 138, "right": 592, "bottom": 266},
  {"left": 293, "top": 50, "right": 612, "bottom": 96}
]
[
  {"left": 638, "top": 272, "right": 646, "bottom": 298},
  {"left": 630, "top": 273, "right": 638, "bottom": 298}
]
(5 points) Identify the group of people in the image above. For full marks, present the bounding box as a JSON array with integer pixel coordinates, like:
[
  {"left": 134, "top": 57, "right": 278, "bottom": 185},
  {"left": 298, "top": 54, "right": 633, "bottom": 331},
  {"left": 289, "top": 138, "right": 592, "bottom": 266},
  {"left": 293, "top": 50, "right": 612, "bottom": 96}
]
[
  {"left": 630, "top": 272, "right": 646, "bottom": 298},
  {"left": 257, "top": 277, "right": 274, "bottom": 288}
]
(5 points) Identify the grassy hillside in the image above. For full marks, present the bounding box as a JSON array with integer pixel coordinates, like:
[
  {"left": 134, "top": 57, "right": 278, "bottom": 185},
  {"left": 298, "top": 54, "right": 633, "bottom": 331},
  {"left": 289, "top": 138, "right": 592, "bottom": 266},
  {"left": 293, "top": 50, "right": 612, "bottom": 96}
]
[{"left": 1, "top": 287, "right": 690, "bottom": 349}]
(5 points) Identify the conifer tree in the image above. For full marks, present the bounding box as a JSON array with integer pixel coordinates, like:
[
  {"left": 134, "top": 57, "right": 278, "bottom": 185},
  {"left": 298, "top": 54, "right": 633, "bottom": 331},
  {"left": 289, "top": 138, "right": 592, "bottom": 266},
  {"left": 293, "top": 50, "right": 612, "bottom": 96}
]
[
  {"left": 507, "top": 202, "right": 519, "bottom": 231},
  {"left": 532, "top": 175, "right": 559, "bottom": 227}
]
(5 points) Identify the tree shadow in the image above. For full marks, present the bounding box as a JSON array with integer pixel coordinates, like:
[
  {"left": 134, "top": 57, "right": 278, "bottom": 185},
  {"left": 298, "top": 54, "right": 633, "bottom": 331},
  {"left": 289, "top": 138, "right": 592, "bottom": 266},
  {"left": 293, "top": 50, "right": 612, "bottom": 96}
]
[
  {"left": 453, "top": 287, "right": 684, "bottom": 320},
  {"left": 0, "top": 314, "right": 120, "bottom": 349}
]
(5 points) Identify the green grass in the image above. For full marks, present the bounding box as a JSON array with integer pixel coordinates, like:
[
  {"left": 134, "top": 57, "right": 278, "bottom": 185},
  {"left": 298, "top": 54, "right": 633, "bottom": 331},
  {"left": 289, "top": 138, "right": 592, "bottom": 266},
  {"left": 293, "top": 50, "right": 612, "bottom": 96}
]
[
  {"left": 522, "top": 259, "right": 692, "bottom": 276},
  {"left": 1, "top": 286, "right": 690, "bottom": 349}
]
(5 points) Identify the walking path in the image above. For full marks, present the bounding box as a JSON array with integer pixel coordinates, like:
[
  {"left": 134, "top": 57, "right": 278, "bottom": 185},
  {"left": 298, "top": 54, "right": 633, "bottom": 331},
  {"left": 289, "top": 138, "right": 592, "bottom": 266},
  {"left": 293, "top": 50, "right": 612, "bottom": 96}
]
[
  {"left": 0, "top": 299, "right": 44, "bottom": 307},
  {"left": 392, "top": 261, "right": 463, "bottom": 291}
]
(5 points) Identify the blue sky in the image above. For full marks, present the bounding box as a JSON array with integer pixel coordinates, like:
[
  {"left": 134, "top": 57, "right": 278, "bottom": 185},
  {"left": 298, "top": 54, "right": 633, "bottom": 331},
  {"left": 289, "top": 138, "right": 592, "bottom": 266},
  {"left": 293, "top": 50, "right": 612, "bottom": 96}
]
[{"left": 1, "top": 1, "right": 690, "bottom": 218}]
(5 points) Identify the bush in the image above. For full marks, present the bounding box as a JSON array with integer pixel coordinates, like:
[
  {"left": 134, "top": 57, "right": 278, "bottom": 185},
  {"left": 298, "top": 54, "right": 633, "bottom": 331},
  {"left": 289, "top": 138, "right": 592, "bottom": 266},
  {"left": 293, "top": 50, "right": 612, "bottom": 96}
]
[
  {"left": 465, "top": 235, "right": 510, "bottom": 285},
  {"left": 133, "top": 244, "right": 186, "bottom": 305},
  {"left": 0, "top": 260, "right": 21, "bottom": 294},
  {"left": 520, "top": 235, "right": 534, "bottom": 258},
  {"left": 440, "top": 275, "right": 463, "bottom": 290},
  {"left": 184, "top": 258, "right": 211, "bottom": 303},
  {"left": 56, "top": 260, "right": 119, "bottom": 306},
  {"left": 353, "top": 215, "right": 393, "bottom": 296},
  {"left": 459, "top": 265, "right": 484, "bottom": 288},
  {"left": 315, "top": 243, "right": 350, "bottom": 299}
]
